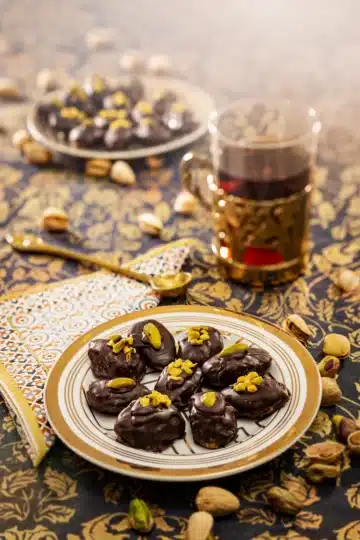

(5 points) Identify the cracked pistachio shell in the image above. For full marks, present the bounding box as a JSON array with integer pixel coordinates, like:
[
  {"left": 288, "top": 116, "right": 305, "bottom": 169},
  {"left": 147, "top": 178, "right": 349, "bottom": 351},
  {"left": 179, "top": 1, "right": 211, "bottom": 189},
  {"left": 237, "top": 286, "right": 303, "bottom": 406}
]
[
  {"left": 128, "top": 498, "right": 153, "bottom": 533},
  {"left": 174, "top": 191, "right": 197, "bottom": 215},
  {"left": 195, "top": 486, "right": 240, "bottom": 517},
  {"left": 321, "top": 377, "right": 342, "bottom": 406},
  {"left": 267, "top": 487, "right": 302, "bottom": 515},
  {"left": 333, "top": 415, "right": 360, "bottom": 443},
  {"left": 23, "top": 141, "right": 52, "bottom": 165},
  {"left": 42, "top": 207, "right": 69, "bottom": 232},
  {"left": 138, "top": 213, "right": 163, "bottom": 236},
  {"left": 282, "top": 314, "right": 312, "bottom": 343},
  {"left": 186, "top": 511, "right": 214, "bottom": 540},
  {"left": 335, "top": 267, "right": 360, "bottom": 293},
  {"left": 347, "top": 431, "right": 360, "bottom": 455},
  {"left": 318, "top": 356, "right": 341, "bottom": 377},
  {"left": 12, "top": 129, "right": 32, "bottom": 150},
  {"left": 305, "top": 441, "right": 345, "bottom": 463},
  {"left": 323, "top": 333, "right": 351, "bottom": 359},
  {"left": 306, "top": 462, "right": 341, "bottom": 483},
  {"left": 110, "top": 160, "right": 136, "bottom": 185}
]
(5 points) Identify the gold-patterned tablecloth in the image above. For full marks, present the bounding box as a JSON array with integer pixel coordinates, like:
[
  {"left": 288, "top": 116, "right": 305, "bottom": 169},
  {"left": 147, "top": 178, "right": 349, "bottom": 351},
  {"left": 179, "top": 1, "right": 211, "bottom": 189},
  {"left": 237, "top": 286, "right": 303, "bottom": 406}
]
[{"left": 0, "top": 1, "right": 360, "bottom": 538}]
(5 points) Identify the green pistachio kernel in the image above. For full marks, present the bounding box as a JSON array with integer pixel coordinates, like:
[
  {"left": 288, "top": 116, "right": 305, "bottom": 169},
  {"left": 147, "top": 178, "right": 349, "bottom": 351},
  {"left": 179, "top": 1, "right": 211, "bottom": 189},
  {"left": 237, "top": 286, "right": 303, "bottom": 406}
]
[
  {"left": 219, "top": 342, "right": 249, "bottom": 357},
  {"left": 128, "top": 498, "right": 154, "bottom": 533},
  {"left": 143, "top": 322, "right": 162, "bottom": 349},
  {"left": 107, "top": 377, "right": 135, "bottom": 389}
]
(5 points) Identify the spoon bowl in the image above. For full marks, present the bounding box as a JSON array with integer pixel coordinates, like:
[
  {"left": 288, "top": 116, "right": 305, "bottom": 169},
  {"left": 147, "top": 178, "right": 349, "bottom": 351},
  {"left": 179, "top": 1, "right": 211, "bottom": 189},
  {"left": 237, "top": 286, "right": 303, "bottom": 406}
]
[{"left": 150, "top": 272, "right": 192, "bottom": 298}]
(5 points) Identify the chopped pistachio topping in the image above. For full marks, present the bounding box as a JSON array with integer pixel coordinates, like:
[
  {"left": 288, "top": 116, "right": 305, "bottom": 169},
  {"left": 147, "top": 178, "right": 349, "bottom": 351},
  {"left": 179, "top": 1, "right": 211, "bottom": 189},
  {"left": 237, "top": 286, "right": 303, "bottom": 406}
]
[
  {"left": 60, "top": 107, "right": 86, "bottom": 121},
  {"left": 50, "top": 98, "right": 62, "bottom": 107},
  {"left": 99, "top": 108, "right": 127, "bottom": 119},
  {"left": 171, "top": 102, "right": 185, "bottom": 113},
  {"left": 219, "top": 342, "right": 249, "bottom": 358},
  {"left": 233, "top": 371, "right": 264, "bottom": 393},
  {"left": 143, "top": 322, "right": 162, "bottom": 349},
  {"left": 68, "top": 83, "right": 87, "bottom": 101},
  {"left": 136, "top": 101, "right": 152, "bottom": 114},
  {"left": 107, "top": 377, "right": 135, "bottom": 389},
  {"left": 83, "top": 118, "right": 94, "bottom": 126},
  {"left": 110, "top": 118, "right": 132, "bottom": 130},
  {"left": 188, "top": 326, "right": 210, "bottom": 346},
  {"left": 201, "top": 391, "right": 217, "bottom": 408},
  {"left": 110, "top": 91, "right": 129, "bottom": 107},
  {"left": 167, "top": 358, "right": 196, "bottom": 381},
  {"left": 91, "top": 75, "right": 105, "bottom": 93},
  {"left": 107, "top": 335, "right": 135, "bottom": 359},
  {"left": 139, "top": 390, "right": 171, "bottom": 408}
]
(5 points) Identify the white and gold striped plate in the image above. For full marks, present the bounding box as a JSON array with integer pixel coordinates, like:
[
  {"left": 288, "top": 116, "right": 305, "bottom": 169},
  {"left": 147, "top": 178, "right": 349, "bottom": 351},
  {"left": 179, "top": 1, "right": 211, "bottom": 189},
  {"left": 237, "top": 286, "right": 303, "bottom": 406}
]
[{"left": 45, "top": 306, "right": 321, "bottom": 481}]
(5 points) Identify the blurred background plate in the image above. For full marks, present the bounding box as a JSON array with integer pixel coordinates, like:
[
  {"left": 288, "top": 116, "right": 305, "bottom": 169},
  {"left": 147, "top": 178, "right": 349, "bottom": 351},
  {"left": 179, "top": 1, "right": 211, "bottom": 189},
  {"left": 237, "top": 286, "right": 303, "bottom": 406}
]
[{"left": 27, "top": 76, "right": 214, "bottom": 160}]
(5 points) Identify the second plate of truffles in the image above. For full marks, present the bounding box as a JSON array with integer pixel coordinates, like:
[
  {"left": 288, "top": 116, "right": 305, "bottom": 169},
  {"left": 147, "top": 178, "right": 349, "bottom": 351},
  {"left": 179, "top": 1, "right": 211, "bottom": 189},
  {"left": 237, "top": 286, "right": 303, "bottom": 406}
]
[{"left": 45, "top": 306, "right": 321, "bottom": 481}]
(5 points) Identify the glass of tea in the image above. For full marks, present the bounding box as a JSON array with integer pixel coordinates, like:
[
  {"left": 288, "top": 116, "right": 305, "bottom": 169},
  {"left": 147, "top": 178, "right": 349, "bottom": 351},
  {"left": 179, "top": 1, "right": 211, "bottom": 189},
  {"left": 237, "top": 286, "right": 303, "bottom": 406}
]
[{"left": 181, "top": 99, "right": 321, "bottom": 286}]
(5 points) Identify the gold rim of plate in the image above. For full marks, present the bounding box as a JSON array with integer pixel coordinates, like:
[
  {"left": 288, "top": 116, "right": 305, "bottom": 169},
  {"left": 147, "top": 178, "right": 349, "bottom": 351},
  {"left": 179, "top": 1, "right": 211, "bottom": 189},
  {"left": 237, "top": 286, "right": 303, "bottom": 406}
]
[
  {"left": 45, "top": 305, "right": 321, "bottom": 481},
  {"left": 27, "top": 76, "right": 214, "bottom": 160}
]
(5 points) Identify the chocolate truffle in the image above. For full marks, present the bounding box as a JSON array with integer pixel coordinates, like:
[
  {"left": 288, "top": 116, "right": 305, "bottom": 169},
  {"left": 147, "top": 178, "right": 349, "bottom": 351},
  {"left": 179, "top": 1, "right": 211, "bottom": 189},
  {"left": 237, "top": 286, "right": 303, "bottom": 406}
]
[
  {"left": 126, "top": 77, "right": 145, "bottom": 104},
  {"left": 202, "top": 343, "right": 272, "bottom": 388},
  {"left": 104, "top": 117, "right": 133, "bottom": 150},
  {"left": 86, "top": 377, "right": 149, "bottom": 414},
  {"left": 189, "top": 391, "right": 237, "bottom": 449},
  {"left": 154, "top": 358, "right": 202, "bottom": 409},
  {"left": 69, "top": 119, "right": 104, "bottom": 148},
  {"left": 83, "top": 74, "right": 109, "bottom": 105},
  {"left": 134, "top": 117, "right": 171, "bottom": 145},
  {"left": 222, "top": 372, "right": 290, "bottom": 420},
  {"left": 37, "top": 98, "right": 63, "bottom": 125},
  {"left": 177, "top": 326, "right": 223, "bottom": 366},
  {"left": 114, "top": 390, "right": 185, "bottom": 451},
  {"left": 162, "top": 102, "right": 196, "bottom": 134},
  {"left": 153, "top": 89, "right": 177, "bottom": 116},
  {"left": 129, "top": 319, "right": 176, "bottom": 371},
  {"left": 88, "top": 334, "right": 146, "bottom": 381},
  {"left": 131, "top": 100, "right": 153, "bottom": 123},
  {"left": 49, "top": 107, "right": 87, "bottom": 139},
  {"left": 63, "top": 83, "right": 89, "bottom": 109}
]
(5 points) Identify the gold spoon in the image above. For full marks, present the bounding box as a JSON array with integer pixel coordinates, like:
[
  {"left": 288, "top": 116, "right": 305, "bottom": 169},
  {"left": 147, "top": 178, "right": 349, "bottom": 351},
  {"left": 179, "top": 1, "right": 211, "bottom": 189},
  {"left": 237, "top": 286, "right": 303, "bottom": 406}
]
[{"left": 6, "top": 233, "right": 192, "bottom": 298}]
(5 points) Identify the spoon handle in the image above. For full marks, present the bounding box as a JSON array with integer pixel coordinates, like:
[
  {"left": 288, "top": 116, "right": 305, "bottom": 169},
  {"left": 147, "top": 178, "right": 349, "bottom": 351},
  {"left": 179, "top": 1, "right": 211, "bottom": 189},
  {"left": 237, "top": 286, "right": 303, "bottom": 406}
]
[{"left": 32, "top": 243, "right": 150, "bottom": 284}]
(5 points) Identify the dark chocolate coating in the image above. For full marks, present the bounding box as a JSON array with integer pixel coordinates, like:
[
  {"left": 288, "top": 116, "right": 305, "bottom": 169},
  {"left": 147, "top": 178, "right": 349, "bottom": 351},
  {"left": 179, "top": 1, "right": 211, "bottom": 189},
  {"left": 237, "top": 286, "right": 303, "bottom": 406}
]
[
  {"left": 153, "top": 90, "right": 177, "bottom": 116},
  {"left": 134, "top": 119, "right": 171, "bottom": 145},
  {"left": 88, "top": 339, "right": 146, "bottom": 381},
  {"left": 37, "top": 101, "right": 62, "bottom": 124},
  {"left": 104, "top": 125, "right": 133, "bottom": 149},
  {"left": 49, "top": 112, "right": 81, "bottom": 138},
  {"left": 154, "top": 364, "right": 202, "bottom": 409},
  {"left": 126, "top": 77, "right": 145, "bottom": 104},
  {"left": 222, "top": 373, "right": 290, "bottom": 420},
  {"left": 69, "top": 123, "right": 105, "bottom": 148},
  {"left": 202, "top": 346, "right": 272, "bottom": 388},
  {"left": 114, "top": 398, "right": 185, "bottom": 452},
  {"left": 178, "top": 327, "right": 223, "bottom": 366},
  {"left": 189, "top": 392, "right": 237, "bottom": 449},
  {"left": 86, "top": 380, "right": 149, "bottom": 414},
  {"left": 129, "top": 319, "right": 176, "bottom": 371}
]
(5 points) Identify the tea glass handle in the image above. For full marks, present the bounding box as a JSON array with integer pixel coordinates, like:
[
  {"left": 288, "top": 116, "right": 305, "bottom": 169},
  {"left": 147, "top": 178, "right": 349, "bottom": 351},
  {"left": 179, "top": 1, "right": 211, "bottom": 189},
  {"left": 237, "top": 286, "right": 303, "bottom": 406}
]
[{"left": 180, "top": 152, "right": 215, "bottom": 211}]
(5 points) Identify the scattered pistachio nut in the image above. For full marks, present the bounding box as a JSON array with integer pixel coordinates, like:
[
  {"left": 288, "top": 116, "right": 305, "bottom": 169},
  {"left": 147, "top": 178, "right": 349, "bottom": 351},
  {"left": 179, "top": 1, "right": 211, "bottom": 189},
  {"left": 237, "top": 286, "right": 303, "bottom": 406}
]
[
  {"left": 219, "top": 342, "right": 249, "bottom": 357},
  {"left": 195, "top": 486, "right": 240, "bottom": 517},
  {"left": 147, "top": 54, "right": 172, "bottom": 74},
  {"left": 323, "top": 333, "right": 351, "bottom": 359},
  {"left": 42, "top": 207, "right": 69, "bottom": 232},
  {"left": 128, "top": 498, "right": 153, "bottom": 534},
  {"left": 174, "top": 191, "right": 197, "bottom": 215},
  {"left": 267, "top": 486, "right": 302, "bottom": 515},
  {"left": 138, "top": 212, "right": 163, "bottom": 236},
  {"left": 334, "top": 267, "right": 360, "bottom": 293},
  {"left": 85, "top": 158, "right": 111, "bottom": 177},
  {"left": 186, "top": 511, "right": 214, "bottom": 540},
  {"left": 282, "top": 314, "right": 312, "bottom": 343},
  {"left": 333, "top": 415, "right": 360, "bottom": 443},
  {"left": 23, "top": 141, "right": 52, "bottom": 165},
  {"left": 110, "top": 160, "right": 136, "bottom": 185},
  {"left": 119, "top": 50, "right": 145, "bottom": 71},
  {"left": 143, "top": 322, "right": 162, "bottom": 349},
  {"left": 0, "top": 77, "right": 21, "bottom": 99},
  {"left": 86, "top": 28, "right": 114, "bottom": 50},
  {"left": 107, "top": 377, "right": 135, "bottom": 389},
  {"left": 318, "top": 355, "right": 341, "bottom": 378},
  {"left": 347, "top": 431, "right": 360, "bottom": 455},
  {"left": 36, "top": 69, "right": 59, "bottom": 92},
  {"left": 12, "top": 129, "right": 32, "bottom": 150},
  {"left": 146, "top": 155, "right": 164, "bottom": 169},
  {"left": 321, "top": 377, "right": 342, "bottom": 406},
  {"left": 305, "top": 462, "right": 341, "bottom": 483},
  {"left": 305, "top": 441, "right": 345, "bottom": 463}
]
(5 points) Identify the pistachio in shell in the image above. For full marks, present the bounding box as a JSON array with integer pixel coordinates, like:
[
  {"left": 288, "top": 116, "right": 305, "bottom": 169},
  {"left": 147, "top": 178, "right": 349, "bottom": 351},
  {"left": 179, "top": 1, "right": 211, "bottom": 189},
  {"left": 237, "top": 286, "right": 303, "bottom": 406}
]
[
  {"left": 323, "top": 333, "right": 351, "bottom": 359},
  {"left": 195, "top": 486, "right": 240, "bottom": 517},
  {"left": 334, "top": 267, "right": 360, "bottom": 293},
  {"left": 186, "top": 511, "right": 214, "bottom": 540},
  {"left": 321, "top": 377, "right": 342, "bottom": 406},
  {"left": 347, "top": 431, "right": 360, "bottom": 455},
  {"left": 106, "top": 377, "right": 136, "bottom": 389},
  {"left": 305, "top": 462, "right": 341, "bottom": 483},
  {"left": 333, "top": 415, "right": 360, "bottom": 443},
  {"left": 318, "top": 356, "right": 341, "bottom": 377},
  {"left": 143, "top": 322, "right": 162, "bottom": 349},
  {"left": 305, "top": 441, "right": 345, "bottom": 463},
  {"left": 267, "top": 486, "right": 303, "bottom": 515},
  {"left": 282, "top": 314, "right": 312, "bottom": 343},
  {"left": 128, "top": 498, "right": 153, "bottom": 534},
  {"left": 219, "top": 342, "right": 249, "bottom": 358}
]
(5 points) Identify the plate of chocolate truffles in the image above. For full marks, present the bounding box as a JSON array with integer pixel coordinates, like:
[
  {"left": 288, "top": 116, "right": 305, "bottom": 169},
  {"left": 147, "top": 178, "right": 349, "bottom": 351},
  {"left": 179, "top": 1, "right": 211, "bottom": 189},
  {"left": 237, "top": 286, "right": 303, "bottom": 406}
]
[
  {"left": 45, "top": 306, "right": 321, "bottom": 481},
  {"left": 27, "top": 75, "right": 214, "bottom": 160}
]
